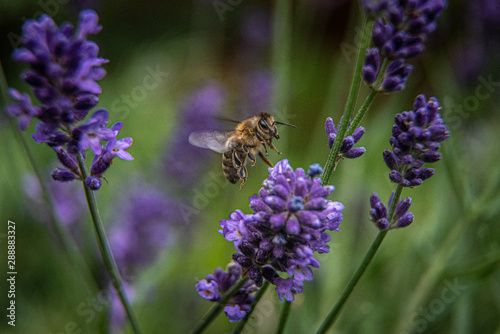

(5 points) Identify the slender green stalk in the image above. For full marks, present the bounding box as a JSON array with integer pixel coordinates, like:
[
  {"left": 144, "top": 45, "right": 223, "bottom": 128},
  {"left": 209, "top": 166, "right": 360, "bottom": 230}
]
[
  {"left": 233, "top": 281, "right": 270, "bottom": 334},
  {"left": 190, "top": 277, "right": 249, "bottom": 334},
  {"left": 386, "top": 184, "right": 403, "bottom": 222},
  {"left": 316, "top": 229, "right": 387, "bottom": 334},
  {"left": 346, "top": 89, "right": 378, "bottom": 137},
  {"left": 0, "top": 61, "right": 96, "bottom": 294},
  {"left": 322, "top": 14, "right": 374, "bottom": 186},
  {"left": 76, "top": 153, "right": 143, "bottom": 334},
  {"left": 316, "top": 184, "right": 404, "bottom": 333},
  {"left": 276, "top": 300, "right": 292, "bottom": 334}
]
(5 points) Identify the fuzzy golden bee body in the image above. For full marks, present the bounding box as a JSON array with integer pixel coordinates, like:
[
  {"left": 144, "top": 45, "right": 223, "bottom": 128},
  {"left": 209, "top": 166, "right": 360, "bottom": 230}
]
[{"left": 188, "top": 112, "right": 295, "bottom": 187}]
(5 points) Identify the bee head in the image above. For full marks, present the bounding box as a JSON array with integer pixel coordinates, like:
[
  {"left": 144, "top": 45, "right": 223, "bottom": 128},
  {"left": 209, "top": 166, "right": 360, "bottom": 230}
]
[
  {"left": 257, "top": 112, "right": 296, "bottom": 140},
  {"left": 258, "top": 113, "right": 279, "bottom": 139}
]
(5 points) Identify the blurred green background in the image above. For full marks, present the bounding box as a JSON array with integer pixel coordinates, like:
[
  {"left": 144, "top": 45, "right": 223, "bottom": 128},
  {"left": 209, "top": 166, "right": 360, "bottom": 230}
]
[{"left": 1, "top": 0, "right": 500, "bottom": 333}]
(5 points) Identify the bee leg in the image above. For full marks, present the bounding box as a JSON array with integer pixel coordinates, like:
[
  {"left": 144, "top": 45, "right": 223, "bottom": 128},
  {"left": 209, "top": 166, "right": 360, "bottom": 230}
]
[
  {"left": 243, "top": 146, "right": 257, "bottom": 166},
  {"left": 232, "top": 149, "right": 243, "bottom": 168},
  {"left": 258, "top": 151, "right": 274, "bottom": 168},
  {"left": 248, "top": 152, "right": 256, "bottom": 166},
  {"left": 267, "top": 139, "right": 281, "bottom": 155},
  {"left": 238, "top": 166, "right": 247, "bottom": 188},
  {"left": 256, "top": 132, "right": 269, "bottom": 156}
]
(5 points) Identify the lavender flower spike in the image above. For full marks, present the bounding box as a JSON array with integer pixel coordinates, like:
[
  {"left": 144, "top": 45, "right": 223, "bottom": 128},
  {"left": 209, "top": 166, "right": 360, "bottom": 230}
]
[
  {"left": 361, "top": 0, "right": 447, "bottom": 91},
  {"left": 369, "top": 192, "right": 414, "bottom": 230},
  {"left": 325, "top": 117, "right": 366, "bottom": 159},
  {"left": 8, "top": 10, "right": 107, "bottom": 129},
  {"left": 383, "top": 94, "right": 449, "bottom": 187},
  {"left": 219, "top": 160, "right": 344, "bottom": 301},
  {"left": 196, "top": 263, "right": 256, "bottom": 322},
  {"left": 6, "top": 10, "right": 133, "bottom": 189}
]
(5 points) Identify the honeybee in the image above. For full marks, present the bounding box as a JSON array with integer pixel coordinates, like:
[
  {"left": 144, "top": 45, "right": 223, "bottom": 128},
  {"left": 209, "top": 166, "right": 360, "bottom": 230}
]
[{"left": 188, "top": 112, "right": 295, "bottom": 187}]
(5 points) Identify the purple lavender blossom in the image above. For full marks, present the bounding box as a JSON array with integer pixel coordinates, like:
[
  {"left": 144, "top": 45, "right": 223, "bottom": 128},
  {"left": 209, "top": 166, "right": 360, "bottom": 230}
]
[
  {"left": 6, "top": 89, "right": 41, "bottom": 130},
  {"left": 361, "top": 0, "right": 446, "bottom": 92},
  {"left": 369, "top": 192, "right": 414, "bottom": 229},
  {"left": 196, "top": 263, "right": 257, "bottom": 322},
  {"left": 381, "top": 59, "right": 413, "bottom": 92},
  {"left": 362, "top": 48, "right": 381, "bottom": 86},
  {"left": 325, "top": 117, "right": 366, "bottom": 159},
  {"left": 78, "top": 109, "right": 115, "bottom": 155},
  {"left": 6, "top": 10, "right": 133, "bottom": 189},
  {"left": 161, "top": 82, "right": 225, "bottom": 189},
  {"left": 8, "top": 10, "right": 106, "bottom": 128},
  {"left": 89, "top": 121, "right": 133, "bottom": 184},
  {"left": 219, "top": 160, "right": 344, "bottom": 301},
  {"left": 383, "top": 94, "right": 449, "bottom": 187}
]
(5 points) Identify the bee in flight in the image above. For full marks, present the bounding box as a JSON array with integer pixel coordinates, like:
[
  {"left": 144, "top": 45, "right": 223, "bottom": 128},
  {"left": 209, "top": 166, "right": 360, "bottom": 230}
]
[{"left": 188, "top": 112, "right": 295, "bottom": 187}]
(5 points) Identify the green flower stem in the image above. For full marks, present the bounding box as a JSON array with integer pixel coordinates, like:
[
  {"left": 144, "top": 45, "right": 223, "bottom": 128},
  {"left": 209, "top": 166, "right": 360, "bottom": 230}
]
[
  {"left": 0, "top": 61, "right": 96, "bottom": 294},
  {"left": 190, "top": 277, "right": 249, "bottom": 334},
  {"left": 322, "top": 14, "right": 373, "bottom": 186},
  {"left": 276, "top": 300, "right": 292, "bottom": 334},
  {"left": 76, "top": 153, "right": 143, "bottom": 334},
  {"left": 345, "top": 57, "right": 390, "bottom": 137},
  {"left": 386, "top": 183, "right": 404, "bottom": 223},
  {"left": 346, "top": 88, "right": 378, "bottom": 137},
  {"left": 316, "top": 184, "right": 404, "bottom": 334},
  {"left": 233, "top": 281, "right": 270, "bottom": 334}
]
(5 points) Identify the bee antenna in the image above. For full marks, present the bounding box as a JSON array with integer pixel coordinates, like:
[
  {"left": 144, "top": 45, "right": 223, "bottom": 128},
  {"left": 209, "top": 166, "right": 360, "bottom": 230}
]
[{"left": 274, "top": 121, "right": 296, "bottom": 128}]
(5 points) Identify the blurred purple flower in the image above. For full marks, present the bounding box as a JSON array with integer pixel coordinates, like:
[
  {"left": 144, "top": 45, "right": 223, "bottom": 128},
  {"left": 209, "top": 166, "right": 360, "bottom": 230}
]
[
  {"left": 108, "top": 181, "right": 179, "bottom": 272},
  {"left": 162, "top": 82, "right": 225, "bottom": 189},
  {"left": 451, "top": 0, "right": 500, "bottom": 85},
  {"left": 239, "top": 9, "right": 271, "bottom": 47},
  {"left": 241, "top": 70, "right": 274, "bottom": 115},
  {"left": 108, "top": 282, "right": 134, "bottom": 334},
  {"left": 22, "top": 173, "right": 86, "bottom": 228}
]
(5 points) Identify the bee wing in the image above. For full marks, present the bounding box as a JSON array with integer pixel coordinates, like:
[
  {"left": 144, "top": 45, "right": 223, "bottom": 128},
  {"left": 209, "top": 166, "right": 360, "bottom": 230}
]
[{"left": 188, "top": 131, "right": 235, "bottom": 153}]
